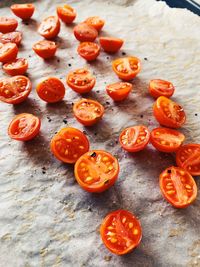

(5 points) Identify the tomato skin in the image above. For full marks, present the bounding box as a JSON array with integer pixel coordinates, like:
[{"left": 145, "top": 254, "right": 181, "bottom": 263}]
[
  {"left": 74, "top": 150, "right": 119, "bottom": 193},
  {"left": 77, "top": 42, "right": 100, "bottom": 61},
  {"left": 11, "top": 4, "right": 35, "bottom": 20},
  {"left": 0, "top": 31, "right": 22, "bottom": 46},
  {"left": 38, "top": 16, "right": 60, "bottom": 39},
  {"left": 36, "top": 77, "right": 65, "bottom": 103},
  {"left": 176, "top": 144, "right": 200, "bottom": 176},
  {"left": 100, "top": 210, "right": 142, "bottom": 255},
  {"left": 150, "top": 127, "right": 185, "bottom": 153},
  {"left": 153, "top": 96, "right": 186, "bottom": 129},
  {"left": 57, "top": 5, "right": 76, "bottom": 24},
  {"left": 8, "top": 113, "right": 41, "bottom": 141},
  {"left": 106, "top": 82, "right": 132, "bottom": 101},
  {"left": 74, "top": 23, "right": 98, "bottom": 42},
  {"left": 149, "top": 79, "right": 175, "bottom": 99},
  {"left": 32, "top": 40, "right": 57, "bottom": 59},
  {"left": 159, "top": 166, "right": 197, "bottom": 208},
  {"left": 112, "top": 57, "right": 141, "bottom": 81},
  {"left": 84, "top": 16, "right": 105, "bottom": 32},
  {"left": 100, "top": 37, "right": 124, "bottom": 53},
  {"left": 0, "top": 42, "right": 18, "bottom": 63},
  {"left": 0, "top": 17, "right": 18, "bottom": 34},
  {"left": 0, "top": 75, "right": 32, "bottom": 104},
  {"left": 3, "top": 58, "right": 28, "bottom": 76}
]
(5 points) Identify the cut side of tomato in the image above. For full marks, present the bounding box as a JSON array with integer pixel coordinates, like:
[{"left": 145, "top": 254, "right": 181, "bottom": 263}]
[
  {"left": 38, "top": 16, "right": 60, "bottom": 39},
  {"left": 74, "top": 23, "right": 98, "bottom": 42},
  {"left": 106, "top": 82, "right": 132, "bottom": 101},
  {"left": 153, "top": 96, "right": 186, "bottom": 129},
  {"left": 66, "top": 68, "right": 96, "bottom": 94},
  {"left": 0, "top": 75, "right": 32, "bottom": 104},
  {"left": 8, "top": 113, "right": 41, "bottom": 141},
  {"left": 0, "top": 42, "right": 18, "bottom": 63},
  {"left": 11, "top": 4, "right": 35, "bottom": 20},
  {"left": 0, "top": 31, "right": 22, "bottom": 46},
  {"left": 3, "top": 58, "right": 28, "bottom": 76},
  {"left": 100, "top": 37, "right": 124, "bottom": 53},
  {"left": 77, "top": 42, "right": 100, "bottom": 61},
  {"left": 32, "top": 40, "right": 57, "bottom": 59},
  {"left": 84, "top": 16, "right": 105, "bottom": 32},
  {"left": 176, "top": 144, "right": 200, "bottom": 176},
  {"left": 51, "top": 127, "right": 89, "bottom": 164},
  {"left": 119, "top": 125, "right": 150, "bottom": 152},
  {"left": 150, "top": 127, "right": 185, "bottom": 153},
  {"left": 73, "top": 98, "right": 104, "bottom": 126},
  {"left": 100, "top": 210, "right": 142, "bottom": 255},
  {"left": 149, "top": 79, "right": 175, "bottom": 99},
  {"left": 57, "top": 5, "right": 76, "bottom": 24},
  {"left": 36, "top": 77, "right": 65, "bottom": 103},
  {"left": 0, "top": 17, "right": 18, "bottom": 33},
  {"left": 112, "top": 57, "right": 141, "bottom": 81},
  {"left": 74, "top": 150, "right": 119, "bottom": 193},
  {"left": 159, "top": 166, "right": 197, "bottom": 208}
]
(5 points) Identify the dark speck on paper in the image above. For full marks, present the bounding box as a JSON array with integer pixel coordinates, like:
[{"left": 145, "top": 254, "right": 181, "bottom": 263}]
[
  {"left": 68, "top": 63, "right": 71, "bottom": 67},
  {"left": 57, "top": 59, "right": 60, "bottom": 63},
  {"left": 63, "top": 118, "right": 68, "bottom": 124},
  {"left": 106, "top": 56, "right": 109, "bottom": 60},
  {"left": 140, "top": 114, "right": 144, "bottom": 118},
  {"left": 122, "top": 52, "right": 126, "bottom": 55},
  {"left": 29, "top": 55, "right": 31, "bottom": 58},
  {"left": 83, "top": 130, "right": 87, "bottom": 135},
  {"left": 106, "top": 101, "right": 110, "bottom": 105},
  {"left": 96, "top": 90, "right": 100, "bottom": 93},
  {"left": 195, "top": 113, "right": 198, "bottom": 116},
  {"left": 47, "top": 116, "right": 52, "bottom": 122},
  {"left": 144, "top": 57, "right": 148, "bottom": 61}
]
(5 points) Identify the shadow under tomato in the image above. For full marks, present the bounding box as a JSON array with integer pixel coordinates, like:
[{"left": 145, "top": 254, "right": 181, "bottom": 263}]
[
  {"left": 12, "top": 97, "right": 42, "bottom": 117},
  {"left": 21, "top": 18, "right": 38, "bottom": 30},
  {"left": 45, "top": 100, "right": 72, "bottom": 116},
  {"left": 55, "top": 36, "right": 72, "bottom": 49}
]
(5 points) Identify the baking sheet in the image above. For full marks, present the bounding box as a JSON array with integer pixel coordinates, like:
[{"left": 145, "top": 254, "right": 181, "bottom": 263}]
[{"left": 0, "top": 0, "right": 200, "bottom": 266}]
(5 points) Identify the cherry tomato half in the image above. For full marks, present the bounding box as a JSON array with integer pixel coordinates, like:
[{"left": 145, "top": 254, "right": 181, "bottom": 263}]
[
  {"left": 100, "top": 210, "right": 142, "bottom": 255},
  {"left": 0, "top": 42, "right": 18, "bottom": 63},
  {"left": 3, "top": 58, "right": 28, "bottom": 76},
  {"left": 0, "top": 17, "right": 18, "bottom": 34},
  {"left": 176, "top": 144, "right": 200, "bottom": 176},
  {"left": 159, "top": 166, "right": 197, "bottom": 208},
  {"left": 66, "top": 68, "right": 96, "bottom": 94},
  {"left": 57, "top": 5, "right": 76, "bottom": 24},
  {"left": 74, "top": 150, "right": 119, "bottom": 193},
  {"left": 0, "top": 75, "right": 32, "bottom": 104},
  {"left": 84, "top": 16, "right": 105, "bottom": 32},
  {"left": 36, "top": 77, "right": 65, "bottom": 103},
  {"left": 77, "top": 42, "right": 100, "bottom": 61},
  {"left": 74, "top": 23, "right": 98, "bottom": 42},
  {"left": 106, "top": 82, "right": 132, "bottom": 101},
  {"left": 51, "top": 128, "right": 89, "bottom": 164},
  {"left": 38, "top": 16, "right": 60, "bottom": 40},
  {"left": 100, "top": 37, "right": 124, "bottom": 53},
  {"left": 150, "top": 127, "right": 185, "bottom": 153},
  {"left": 11, "top": 4, "right": 35, "bottom": 20},
  {"left": 112, "top": 57, "right": 141, "bottom": 81},
  {"left": 8, "top": 113, "right": 40, "bottom": 141},
  {"left": 0, "top": 31, "right": 22, "bottom": 46},
  {"left": 73, "top": 98, "right": 104, "bottom": 126},
  {"left": 153, "top": 96, "right": 186, "bottom": 129},
  {"left": 119, "top": 125, "right": 150, "bottom": 152},
  {"left": 32, "top": 40, "right": 57, "bottom": 59},
  {"left": 149, "top": 79, "right": 175, "bottom": 99}
]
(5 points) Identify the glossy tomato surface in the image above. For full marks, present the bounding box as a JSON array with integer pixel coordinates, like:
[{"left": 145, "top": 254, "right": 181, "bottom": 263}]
[
  {"left": 0, "top": 42, "right": 18, "bottom": 63},
  {"left": 149, "top": 79, "right": 175, "bottom": 98},
  {"left": 11, "top": 4, "right": 35, "bottom": 20},
  {"left": 38, "top": 16, "right": 60, "bottom": 39},
  {"left": 3, "top": 58, "right": 28, "bottom": 76},
  {"left": 100, "top": 37, "right": 124, "bottom": 53},
  {"left": 0, "top": 31, "right": 22, "bottom": 46},
  {"left": 84, "top": 16, "right": 105, "bottom": 32},
  {"left": 106, "top": 82, "right": 132, "bottom": 101},
  {"left": 57, "top": 5, "right": 76, "bottom": 24},
  {"left": 77, "top": 42, "right": 100, "bottom": 61},
  {"left": 74, "top": 23, "right": 98, "bottom": 42},
  {"left": 33, "top": 40, "right": 57, "bottom": 59},
  {"left": 0, "top": 17, "right": 18, "bottom": 33}
]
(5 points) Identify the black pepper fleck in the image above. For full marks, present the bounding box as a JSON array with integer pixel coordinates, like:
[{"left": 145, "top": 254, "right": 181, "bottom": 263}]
[
  {"left": 115, "top": 140, "right": 118, "bottom": 144},
  {"left": 25, "top": 22, "right": 29, "bottom": 25},
  {"left": 96, "top": 90, "right": 100, "bottom": 93},
  {"left": 47, "top": 116, "right": 52, "bottom": 122},
  {"left": 57, "top": 59, "right": 60, "bottom": 63},
  {"left": 68, "top": 63, "right": 71, "bottom": 67},
  {"left": 42, "top": 167, "right": 46, "bottom": 170},
  {"left": 55, "top": 131, "right": 58, "bottom": 134},
  {"left": 71, "top": 102, "right": 74, "bottom": 106},
  {"left": 122, "top": 52, "right": 126, "bottom": 56},
  {"left": 106, "top": 101, "right": 110, "bottom": 105},
  {"left": 42, "top": 170, "right": 46, "bottom": 174},
  {"left": 29, "top": 55, "right": 31, "bottom": 58},
  {"left": 144, "top": 57, "right": 148, "bottom": 61},
  {"left": 63, "top": 118, "right": 68, "bottom": 124},
  {"left": 140, "top": 115, "right": 144, "bottom": 118},
  {"left": 195, "top": 113, "right": 198, "bottom": 116},
  {"left": 88, "top": 206, "right": 92, "bottom": 212},
  {"left": 167, "top": 169, "right": 171, "bottom": 174},
  {"left": 106, "top": 56, "right": 109, "bottom": 60},
  {"left": 83, "top": 130, "right": 87, "bottom": 135},
  {"left": 94, "top": 133, "right": 97, "bottom": 136},
  {"left": 90, "top": 152, "right": 96, "bottom": 157}
]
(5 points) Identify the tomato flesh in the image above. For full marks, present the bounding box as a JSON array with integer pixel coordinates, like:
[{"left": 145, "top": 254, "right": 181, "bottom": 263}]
[
  {"left": 0, "top": 42, "right": 18, "bottom": 63},
  {"left": 84, "top": 16, "right": 105, "bottom": 32},
  {"left": 149, "top": 79, "right": 175, "bottom": 99},
  {"left": 33, "top": 40, "right": 57, "bottom": 59},
  {"left": 57, "top": 5, "right": 76, "bottom": 24},
  {"left": 0, "top": 31, "right": 22, "bottom": 46},
  {"left": 74, "top": 150, "right": 119, "bottom": 193},
  {"left": 100, "top": 37, "right": 124, "bottom": 53},
  {"left": 3, "top": 58, "right": 28, "bottom": 76},
  {"left": 11, "top": 4, "right": 35, "bottom": 20},
  {"left": 74, "top": 23, "right": 98, "bottom": 42},
  {"left": 38, "top": 16, "right": 60, "bottom": 39},
  {"left": 0, "top": 17, "right": 18, "bottom": 33},
  {"left": 77, "top": 42, "right": 100, "bottom": 61},
  {"left": 100, "top": 210, "right": 142, "bottom": 255},
  {"left": 106, "top": 82, "right": 132, "bottom": 101}
]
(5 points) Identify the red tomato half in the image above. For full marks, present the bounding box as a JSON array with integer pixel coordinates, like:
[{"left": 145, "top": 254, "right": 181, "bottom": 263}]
[
  {"left": 84, "top": 16, "right": 105, "bottom": 32},
  {"left": 100, "top": 210, "right": 142, "bottom": 255},
  {"left": 38, "top": 16, "right": 60, "bottom": 39},
  {"left": 77, "top": 42, "right": 100, "bottom": 61},
  {"left": 11, "top": 4, "right": 35, "bottom": 20},
  {"left": 3, "top": 58, "right": 28, "bottom": 76},
  {"left": 32, "top": 40, "right": 57, "bottom": 59},
  {"left": 0, "top": 42, "right": 18, "bottom": 63},
  {"left": 0, "top": 17, "right": 18, "bottom": 33},
  {"left": 74, "top": 23, "right": 98, "bottom": 42},
  {"left": 149, "top": 79, "right": 175, "bottom": 99},
  {"left": 57, "top": 5, "right": 76, "bottom": 24},
  {"left": 0, "top": 31, "right": 22, "bottom": 46},
  {"left": 106, "top": 82, "right": 132, "bottom": 101},
  {"left": 100, "top": 37, "right": 124, "bottom": 53}
]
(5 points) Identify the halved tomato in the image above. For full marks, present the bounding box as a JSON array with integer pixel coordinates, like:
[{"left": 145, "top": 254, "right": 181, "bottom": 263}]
[
  {"left": 119, "top": 125, "right": 150, "bottom": 152},
  {"left": 66, "top": 68, "right": 96, "bottom": 94},
  {"left": 57, "top": 5, "right": 76, "bottom": 24},
  {"left": 0, "top": 17, "right": 18, "bottom": 33},
  {"left": 32, "top": 40, "right": 57, "bottom": 59},
  {"left": 74, "top": 150, "right": 119, "bottom": 193},
  {"left": 100, "top": 210, "right": 142, "bottom": 255},
  {"left": 36, "top": 77, "right": 65, "bottom": 103},
  {"left": 3, "top": 58, "right": 28, "bottom": 76},
  {"left": 38, "top": 16, "right": 60, "bottom": 39},
  {"left": 0, "top": 75, "right": 32, "bottom": 104},
  {"left": 153, "top": 96, "right": 186, "bottom": 129},
  {"left": 0, "top": 42, "right": 18, "bottom": 63},
  {"left": 11, "top": 4, "right": 35, "bottom": 20},
  {"left": 106, "top": 82, "right": 132, "bottom": 101},
  {"left": 84, "top": 16, "right": 105, "bottom": 32},
  {"left": 50, "top": 127, "right": 89, "bottom": 164},
  {"left": 100, "top": 37, "right": 124, "bottom": 53},
  {"left": 112, "top": 57, "right": 141, "bottom": 81},
  {"left": 8, "top": 113, "right": 41, "bottom": 141},
  {"left": 149, "top": 79, "right": 175, "bottom": 99},
  {"left": 176, "top": 144, "right": 200, "bottom": 176},
  {"left": 150, "top": 127, "right": 185, "bottom": 153},
  {"left": 74, "top": 23, "right": 98, "bottom": 42},
  {"left": 73, "top": 98, "right": 104, "bottom": 126},
  {"left": 77, "top": 42, "right": 100, "bottom": 61},
  {"left": 159, "top": 166, "right": 197, "bottom": 208},
  {"left": 0, "top": 31, "right": 22, "bottom": 46}
]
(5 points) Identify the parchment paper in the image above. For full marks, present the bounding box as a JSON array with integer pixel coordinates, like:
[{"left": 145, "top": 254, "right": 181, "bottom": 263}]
[{"left": 0, "top": 0, "right": 200, "bottom": 266}]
